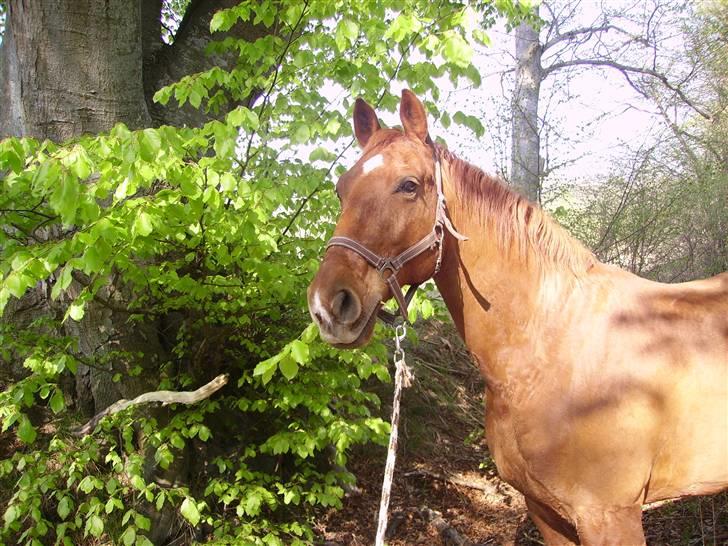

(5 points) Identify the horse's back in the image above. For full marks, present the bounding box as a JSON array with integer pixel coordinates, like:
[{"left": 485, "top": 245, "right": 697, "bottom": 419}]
[{"left": 613, "top": 270, "right": 728, "bottom": 502}]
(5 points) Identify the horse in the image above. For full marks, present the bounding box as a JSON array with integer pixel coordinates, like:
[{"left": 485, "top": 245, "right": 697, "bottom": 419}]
[{"left": 307, "top": 89, "right": 728, "bottom": 545}]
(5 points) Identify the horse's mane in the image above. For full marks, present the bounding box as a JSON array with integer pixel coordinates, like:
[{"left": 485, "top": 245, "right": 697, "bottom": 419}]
[{"left": 437, "top": 146, "right": 596, "bottom": 277}]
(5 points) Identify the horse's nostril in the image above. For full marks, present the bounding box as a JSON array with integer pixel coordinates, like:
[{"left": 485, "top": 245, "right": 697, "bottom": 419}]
[{"left": 331, "top": 288, "right": 360, "bottom": 325}]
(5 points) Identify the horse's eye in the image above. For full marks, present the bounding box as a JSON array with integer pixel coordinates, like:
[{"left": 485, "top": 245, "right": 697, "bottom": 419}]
[{"left": 396, "top": 178, "right": 419, "bottom": 194}]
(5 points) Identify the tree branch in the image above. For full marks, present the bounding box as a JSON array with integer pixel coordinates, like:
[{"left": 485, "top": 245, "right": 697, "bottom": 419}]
[
  {"left": 74, "top": 373, "right": 228, "bottom": 436},
  {"left": 145, "top": 0, "right": 272, "bottom": 127},
  {"left": 542, "top": 58, "right": 711, "bottom": 119},
  {"left": 542, "top": 23, "right": 621, "bottom": 51}
]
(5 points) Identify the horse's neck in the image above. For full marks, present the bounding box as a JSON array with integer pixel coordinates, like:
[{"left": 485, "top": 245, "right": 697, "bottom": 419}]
[
  {"left": 434, "top": 228, "right": 548, "bottom": 353},
  {"left": 433, "top": 176, "right": 576, "bottom": 389}
]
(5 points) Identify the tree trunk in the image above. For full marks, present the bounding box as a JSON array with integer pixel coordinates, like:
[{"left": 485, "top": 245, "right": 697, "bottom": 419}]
[
  {"left": 510, "top": 21, "right": 542, "bottom": 204},
  {"left": 1, "top": 0, "right": 160, "bottom": 414},
  {"left": 0, "top": 0, "right": 151, "bottom": 140},
  {"left": 0, "top": 0, "right": 260, "bottom": 412}
]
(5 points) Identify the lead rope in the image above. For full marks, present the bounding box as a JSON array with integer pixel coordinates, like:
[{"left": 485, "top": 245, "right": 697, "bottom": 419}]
[
  {"left": 373, "top": 157, "right": 466, "bottom": 545},
  {"left": 374, "top": 324, "right": 413, "bottom": 546}
]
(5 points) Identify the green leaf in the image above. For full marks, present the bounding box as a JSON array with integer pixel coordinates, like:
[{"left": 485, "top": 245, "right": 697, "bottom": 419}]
[
  {"left": 309, "top": 147, "right": 337, "bottom": 162},
  {"left": 140, "top": 129, "right": 162, "bottom": 161},
  {"left": 121, "top": 527, "right": 136, "bottom": 546},
  {"left": 3, "top": 505, "right": 19, "bottom": 527},
  {"left": 155, "top": 492, "right": 166, "bottom": 511},
  {"left": 291, "top": 124, "right": 310, "bottom": 145},
  {"left": 153, "top": 85, "right": 173, "bottom": 105},
  {"left": 64, "top": 146, "right": 92, "bottom": 180},
  {"left": 180, "top": 497, "right": 200, "bottom": 526},
  {"left": 170, "top": 434, "right": 185, "bottom": 450},
  {"left": 227, "top": 107, "right": 259, "bottom": 130},
  {"left": 442, "top": 32, "right": 473, "bottom": 68},
  {"left": 289, "top": 339, "right": 309, "bottom": 364},
  {"left": 1, "top": 142, "right": 23, "bottom": 172},
  {"left": 220, "top": 173, "right": 237, "bottom": 192},
  {"left": 85, "top": 514, "right": 104, "bottom": 538},
  {"left": 49, "top": 173, "right": 80, "bottom": 225},
  {"left": 134, "top": 513, "right": 151, "bottom": 531},
  {"left": 197, "top": 426, "right": 211, "bottom": 441},
  {"left": 130, "top": 474, "right": 145, "bottom": 490},
  {"left": 210, "top": 10, "right": 230, "bottom": 32},
  {"left": 335, "top": 19, "right": 359, "bottom": 50},
  {"left": 253, "top": 353, "right": 282, "bottom": 385},
  {"left": 82, "top": 246, "right": 104, "bottom": 274},
  {"left": 301, "top": 322, "right": 317, "bottom": 343},
  {"left": 79, "top": 476, "right": 97, "bottom": 494},
  {"left": 279, "top": 355, "right": 299, "bottom": 380},
  {"left": 67, "top": 302, "right": 85, "bottom": 322},
  {"left": 57, "top": 496, "right": 73, "bottom": 520},
  {"left": 17, "top": 414, "right": 36, "bottom": 444},
  {"left": 133, "top": 211, "right": 154, "bottom": 237},
  {"left": 453, "top": 111, "right": 485, "bottom": 137},
  {"left": 50, "top": 390, "right": 65, "bottom": 414},
  {"left": 463, "top": 65, "right": 482, "bottom": 87},
  {"left": 388, "top": 12, "right": 422, "bottom": 41},
  {"left": 4, "top": 273, "right": 26, "bottom": 298}
]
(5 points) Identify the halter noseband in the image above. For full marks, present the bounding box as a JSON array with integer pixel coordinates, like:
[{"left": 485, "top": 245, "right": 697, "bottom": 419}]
[{"left": 325, "top": 151, "right": 467, "bottom": 324}]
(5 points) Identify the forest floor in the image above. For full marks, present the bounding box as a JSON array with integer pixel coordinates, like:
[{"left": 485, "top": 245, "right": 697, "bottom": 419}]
[{"left": 315, "top": 320, "right": 728, "bottom": 546}]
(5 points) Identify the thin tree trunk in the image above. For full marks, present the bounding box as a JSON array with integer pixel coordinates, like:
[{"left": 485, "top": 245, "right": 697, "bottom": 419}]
[{"left": 510, "top": 21, "right": 542, "bottom": 204}]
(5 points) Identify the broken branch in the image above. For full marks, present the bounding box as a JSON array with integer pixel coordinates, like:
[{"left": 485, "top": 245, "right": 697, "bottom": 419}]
[{"left": 74, "top": 374, "right": 228, "bottom": 436}]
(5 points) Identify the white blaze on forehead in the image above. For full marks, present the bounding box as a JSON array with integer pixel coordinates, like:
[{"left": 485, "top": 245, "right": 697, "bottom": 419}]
[{"left": 362, "top": 154, "right": 384, "bottom": 174}]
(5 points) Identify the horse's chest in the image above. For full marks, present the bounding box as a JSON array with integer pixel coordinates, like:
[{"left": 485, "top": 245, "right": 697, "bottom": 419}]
[
  {"left": 484, "top": 391, "right": 570, "bottom": 509},
  {"left": 484, "top": 392, "right": 530, "bottom": 491}
]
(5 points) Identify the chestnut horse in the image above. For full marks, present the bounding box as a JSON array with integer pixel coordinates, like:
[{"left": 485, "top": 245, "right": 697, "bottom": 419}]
[{"left": 307, "top": 90, "right": 728, "bottom": 545}]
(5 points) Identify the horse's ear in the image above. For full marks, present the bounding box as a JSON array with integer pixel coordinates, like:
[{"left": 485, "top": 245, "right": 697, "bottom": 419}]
[
  {"left": 400, "top": 89, "right": 429, "bottom": 143},
  {"left": 353, "top": 98, "right": 381, "bottom": 148}
]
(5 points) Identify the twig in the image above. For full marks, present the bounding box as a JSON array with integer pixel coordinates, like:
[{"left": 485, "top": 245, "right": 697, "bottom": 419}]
[{"left": 74, "top": 374, "right": 228, "bottom": 436}]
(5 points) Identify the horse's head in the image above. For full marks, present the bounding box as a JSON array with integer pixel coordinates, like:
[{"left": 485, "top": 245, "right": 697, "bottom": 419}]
[{"left": 308, "top": 90, "right": 444, "bottom": 348}]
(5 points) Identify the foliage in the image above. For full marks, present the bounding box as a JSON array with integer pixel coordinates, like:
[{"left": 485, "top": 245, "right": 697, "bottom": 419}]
[
  {"left": 0, "top": 1, "right": 531, "bottom": 544},
  {"left": 556, "top": 1, "right": 728, "bottom": 282}
]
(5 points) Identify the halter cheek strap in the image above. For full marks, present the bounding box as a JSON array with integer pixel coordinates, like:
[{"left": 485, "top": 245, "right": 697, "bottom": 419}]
[{"left": 325, "top": 155, "right": 467, "bottom": 324}]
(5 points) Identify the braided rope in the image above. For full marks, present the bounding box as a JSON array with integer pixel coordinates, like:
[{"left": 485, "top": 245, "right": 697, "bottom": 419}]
[{"left": 375, "top": 324, "right": 413, "bottom": 546}]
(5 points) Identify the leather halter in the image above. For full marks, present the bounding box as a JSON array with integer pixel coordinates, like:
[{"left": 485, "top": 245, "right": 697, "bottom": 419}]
[{"left": 325, "top": 151, "right": 467, "bottom": 324}]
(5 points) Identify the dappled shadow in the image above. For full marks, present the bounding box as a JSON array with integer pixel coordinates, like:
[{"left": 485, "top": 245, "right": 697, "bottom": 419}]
[{"left": 611, "top": 274, "right": 728, "bottom": 359}]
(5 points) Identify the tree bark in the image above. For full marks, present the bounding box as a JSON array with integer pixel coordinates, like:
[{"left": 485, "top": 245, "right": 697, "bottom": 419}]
[
  {"left": 145, "top": 0, "right": 269, "bottom": 127},
  {"left": 0, "top": 0, "right": 151, "bottom": 140},
  {"left": 510, "top": 21, "right": 542, "bottom": 203}
]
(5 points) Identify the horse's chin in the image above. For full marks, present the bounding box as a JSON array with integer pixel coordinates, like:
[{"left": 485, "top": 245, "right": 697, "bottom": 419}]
[{"left": 327, "top": 303, "right": 380, "bottom": 349}]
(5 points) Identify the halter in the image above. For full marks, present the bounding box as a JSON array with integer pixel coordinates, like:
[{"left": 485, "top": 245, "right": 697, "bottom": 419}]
[{"left": 325, "top": 151, "right": 468, "bottom": 324}]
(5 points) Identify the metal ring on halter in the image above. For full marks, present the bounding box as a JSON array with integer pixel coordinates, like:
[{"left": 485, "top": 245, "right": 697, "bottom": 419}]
[
  {"left": 393, "top": 323, "right": 407, "bottom": 363},
  {"left": 377, "top": 261, "right": 396, "bottom": 280}
]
